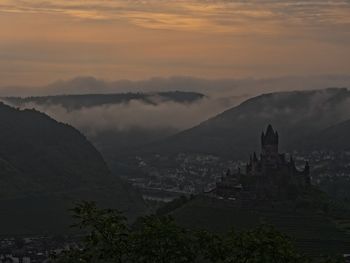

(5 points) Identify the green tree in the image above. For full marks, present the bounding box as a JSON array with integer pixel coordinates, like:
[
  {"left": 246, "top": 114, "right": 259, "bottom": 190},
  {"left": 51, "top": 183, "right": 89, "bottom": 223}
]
[
  {"left": 223, "top": 225, "right": 306, "bottom": 263},
  {"left": 53, "top": 203, "right": 345, "bottom": 263},
  {"left": 54, "top": 201, "right": 129, "bottom": 263},
  {"left": 129, "top": 215, "right": 197, "bottom": 263},
  {"left": 194, "top": 230, "right": 226, "bottom": 263}
]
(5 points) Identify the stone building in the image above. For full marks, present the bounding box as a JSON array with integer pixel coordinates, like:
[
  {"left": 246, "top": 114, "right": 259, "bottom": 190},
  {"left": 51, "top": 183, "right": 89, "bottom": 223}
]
[{"left": 214, "top": 125, "right": 310, "bottom": 200}]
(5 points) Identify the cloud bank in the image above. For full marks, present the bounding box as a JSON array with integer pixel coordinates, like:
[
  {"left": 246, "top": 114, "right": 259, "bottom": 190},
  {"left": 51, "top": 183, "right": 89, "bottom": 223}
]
[{"left": 15, "top": 96, "right": 244, "bottom": 136}]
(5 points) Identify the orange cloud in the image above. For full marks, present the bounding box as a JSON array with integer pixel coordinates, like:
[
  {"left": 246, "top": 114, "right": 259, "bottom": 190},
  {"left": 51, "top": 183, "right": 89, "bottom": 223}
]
[{"left": 0, "top": 1, "right": 349, "bottom": 86}]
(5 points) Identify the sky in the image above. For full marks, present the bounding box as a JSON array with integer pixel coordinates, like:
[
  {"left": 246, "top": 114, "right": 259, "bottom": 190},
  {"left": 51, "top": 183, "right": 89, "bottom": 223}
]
[{"left": 0, "top": 0, "right": 350, "bottom": 87}]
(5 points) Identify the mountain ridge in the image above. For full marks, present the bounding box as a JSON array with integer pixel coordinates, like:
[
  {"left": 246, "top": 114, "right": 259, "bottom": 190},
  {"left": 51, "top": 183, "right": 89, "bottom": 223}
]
[{"left": 131, "top": 88, "right": 350, "bottom": 159}]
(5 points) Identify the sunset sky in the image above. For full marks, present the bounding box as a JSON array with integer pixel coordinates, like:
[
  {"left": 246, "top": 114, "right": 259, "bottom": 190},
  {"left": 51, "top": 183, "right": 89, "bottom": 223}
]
[{"left": 0, "top": 0, "right": 349, "bottom": 86}]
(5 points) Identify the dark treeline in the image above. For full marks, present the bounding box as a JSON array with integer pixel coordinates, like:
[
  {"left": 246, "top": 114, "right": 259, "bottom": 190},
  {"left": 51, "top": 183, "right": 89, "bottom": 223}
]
[{"left": 53, "top": 202, "right": 344, "bottom": 263}]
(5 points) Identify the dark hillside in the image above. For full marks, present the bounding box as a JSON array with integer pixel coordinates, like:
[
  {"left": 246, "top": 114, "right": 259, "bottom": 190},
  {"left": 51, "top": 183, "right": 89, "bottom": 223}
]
[
  {"left": 301, "top": 119, "right": 350, "bottom": 151},
  {"left": 0, "top": 103, "right": 146, "bottom": 234}
]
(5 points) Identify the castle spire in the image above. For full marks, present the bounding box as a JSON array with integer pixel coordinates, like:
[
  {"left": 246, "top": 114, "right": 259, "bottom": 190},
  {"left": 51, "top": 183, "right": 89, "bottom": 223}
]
[
  {"left": 262, "top": 125, "right": 278, "bottom": 144},
  {"left": 266, "top": 124, "right": 274, "bottom": 135},
  {"left": 261, "top": 124, "right": 279, "bottom": 155},
  {"left": 253, "top": 152, "right": 258, "bottom": 162}
]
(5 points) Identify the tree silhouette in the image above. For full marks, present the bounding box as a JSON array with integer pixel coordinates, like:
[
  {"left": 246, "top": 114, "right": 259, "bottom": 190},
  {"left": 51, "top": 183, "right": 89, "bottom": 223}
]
[{"left": 53, "top": 202, "right": 345, "bottom": 263}]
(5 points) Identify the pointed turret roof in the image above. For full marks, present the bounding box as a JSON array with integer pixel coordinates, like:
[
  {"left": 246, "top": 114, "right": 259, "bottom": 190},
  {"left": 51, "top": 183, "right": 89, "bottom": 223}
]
[
  {"left": 266, "top": 124, "right": 274, "bottom": 135},
  {"left": 262, "top": 124, "right": 278, "bottom": 145},
  {"left": 253, "top": 152, "right": 258, "bottom": 161}
]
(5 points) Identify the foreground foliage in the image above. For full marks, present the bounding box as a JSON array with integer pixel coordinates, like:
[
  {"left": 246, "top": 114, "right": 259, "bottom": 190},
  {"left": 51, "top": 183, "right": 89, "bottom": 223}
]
[{"left": 53, "top": 202, "right": 345, "bottom": 263}]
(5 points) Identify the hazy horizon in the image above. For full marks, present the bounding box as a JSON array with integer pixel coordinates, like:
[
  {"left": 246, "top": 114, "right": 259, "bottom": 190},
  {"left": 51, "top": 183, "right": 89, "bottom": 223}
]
[
  {"left": 1, "top": 74, "right": 350, "bottom": 98},
  {"left": 1, "top": 0, "right": 349, "bottom": 87}
]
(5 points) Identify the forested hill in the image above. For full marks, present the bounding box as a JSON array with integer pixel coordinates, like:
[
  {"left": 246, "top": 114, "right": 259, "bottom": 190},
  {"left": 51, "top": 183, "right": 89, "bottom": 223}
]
[
  {"left": 0, "top": 103, "right": 146, "bottom": 234},
  {"left": 137, "top": 88, "right": 350, "bottom": 159}
]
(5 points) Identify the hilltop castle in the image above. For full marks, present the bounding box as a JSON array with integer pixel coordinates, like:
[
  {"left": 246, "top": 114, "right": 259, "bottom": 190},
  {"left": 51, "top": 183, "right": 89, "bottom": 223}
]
[{"left": 214, "top": 125, "right": 310, "bottom": 200}]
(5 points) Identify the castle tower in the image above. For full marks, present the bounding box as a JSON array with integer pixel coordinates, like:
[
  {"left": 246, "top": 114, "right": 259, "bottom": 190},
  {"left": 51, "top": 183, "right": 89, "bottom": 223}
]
[
  {"left": 216, "top": 125, "right": 312, "bottom": 200},
  {"left": 261, "top": 124, "right": 279, "bottom": 157}
]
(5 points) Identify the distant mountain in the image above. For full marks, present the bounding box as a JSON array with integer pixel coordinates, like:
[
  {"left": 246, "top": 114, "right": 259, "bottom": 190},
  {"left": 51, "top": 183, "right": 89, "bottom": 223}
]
[
  {"left": 135, "top": 88, "right": 350, "bottom": 159},
  {"left": 0, "top": 103, "right": 146, "bottom": 235},
  {"left": 3, "top": 91, "right": 205, "bottom": 111},
  {"left": 2, "top": 75, "right": 350, "bottom": 97}
]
